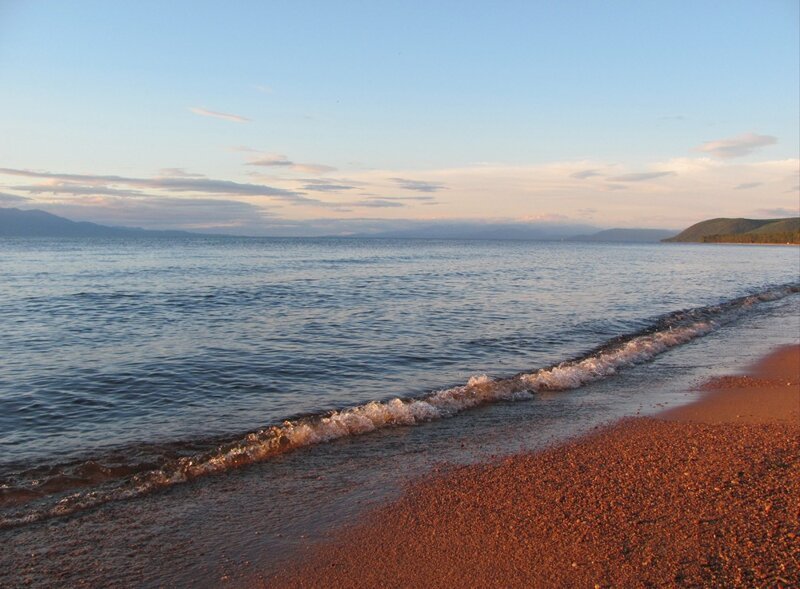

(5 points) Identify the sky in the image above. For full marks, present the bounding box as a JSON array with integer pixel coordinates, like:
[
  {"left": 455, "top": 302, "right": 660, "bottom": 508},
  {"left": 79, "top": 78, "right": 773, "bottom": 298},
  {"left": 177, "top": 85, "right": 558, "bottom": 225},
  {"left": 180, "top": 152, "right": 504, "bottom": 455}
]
[{"left": 0, "top": 0, "right": 798, "bottom": 235}]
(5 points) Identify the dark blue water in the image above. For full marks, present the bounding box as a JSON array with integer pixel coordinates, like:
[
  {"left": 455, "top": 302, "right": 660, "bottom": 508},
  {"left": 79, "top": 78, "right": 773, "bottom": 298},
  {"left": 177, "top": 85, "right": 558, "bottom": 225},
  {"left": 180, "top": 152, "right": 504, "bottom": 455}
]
[{"left": 1, "top": 237, "right": 799, "bottom": 587}]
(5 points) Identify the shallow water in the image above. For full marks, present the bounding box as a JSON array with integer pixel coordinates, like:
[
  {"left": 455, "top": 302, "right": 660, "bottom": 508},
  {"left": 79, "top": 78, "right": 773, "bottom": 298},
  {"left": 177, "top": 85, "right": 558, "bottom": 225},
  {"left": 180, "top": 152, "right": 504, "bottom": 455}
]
[{"left": 1, "top": 238, "right": 798, "bottom": 587}]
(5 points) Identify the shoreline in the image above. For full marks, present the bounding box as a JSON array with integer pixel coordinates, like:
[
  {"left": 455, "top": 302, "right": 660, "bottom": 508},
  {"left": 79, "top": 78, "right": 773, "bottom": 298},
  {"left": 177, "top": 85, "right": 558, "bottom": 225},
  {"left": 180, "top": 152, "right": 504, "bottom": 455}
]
[
  {"left": 276, "top": 345, "right": 800, "bottom": 588},
  {"left": 663, "top": 241, "right": 800, "bottom": 246}
]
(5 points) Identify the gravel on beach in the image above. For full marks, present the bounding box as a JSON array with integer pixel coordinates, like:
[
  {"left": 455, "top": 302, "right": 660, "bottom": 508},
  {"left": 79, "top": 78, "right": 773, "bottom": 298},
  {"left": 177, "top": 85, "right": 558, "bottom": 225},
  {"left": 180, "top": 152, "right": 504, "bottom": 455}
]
[{"left": 280, "top": 346, "right": 800, "bottom": 588}]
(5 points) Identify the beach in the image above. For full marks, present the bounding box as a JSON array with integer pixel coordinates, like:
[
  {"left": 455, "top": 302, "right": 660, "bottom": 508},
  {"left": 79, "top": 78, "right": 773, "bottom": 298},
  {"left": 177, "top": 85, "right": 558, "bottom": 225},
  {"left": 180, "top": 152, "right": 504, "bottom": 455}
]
[{"left": 278, "top": 345, "right": 800, "bottom": 588}]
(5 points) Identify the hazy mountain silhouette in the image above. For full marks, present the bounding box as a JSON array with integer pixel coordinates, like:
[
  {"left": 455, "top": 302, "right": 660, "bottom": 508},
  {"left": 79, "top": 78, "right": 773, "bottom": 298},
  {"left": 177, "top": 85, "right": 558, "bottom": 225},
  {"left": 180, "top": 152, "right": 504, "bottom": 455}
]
[
  {"left": 572, "top": 228, "right": 676, "bottom": 242},
  {"left": 348, "top": 221, "right": 602, "bottom": 240},
  {"left": 0, "top": 208, "right": 198, "bottom": 237}
]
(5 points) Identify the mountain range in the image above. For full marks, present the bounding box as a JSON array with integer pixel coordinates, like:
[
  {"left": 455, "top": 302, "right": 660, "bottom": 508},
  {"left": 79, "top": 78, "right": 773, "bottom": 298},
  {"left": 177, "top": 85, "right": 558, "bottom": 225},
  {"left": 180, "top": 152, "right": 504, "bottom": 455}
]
[
  {"left": 10, "top": 207, "right": 793, "bottom": 243},
  {"left": 0, "top": 208, "right": 681, "bottom": 241},
  {"left": 0, "top": 207, "right": 195, "bottom": 238}
]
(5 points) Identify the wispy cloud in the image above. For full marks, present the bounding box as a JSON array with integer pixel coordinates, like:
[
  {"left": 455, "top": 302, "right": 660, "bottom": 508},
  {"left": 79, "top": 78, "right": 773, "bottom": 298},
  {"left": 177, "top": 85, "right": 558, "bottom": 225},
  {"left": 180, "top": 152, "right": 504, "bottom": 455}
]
[
  {"left": 733, "top": 182, "right": 762, "bottom": 190},
  {"left": 254, "top": 84, "right": 273, "bottom": 95},
  {"left": 157, "top": 168, "right": 206, "bottom": 178},
  {"left": 0, "top": 167, "right": 446, "bottom": 214},
  {"left": 0, "top": 167, "right": 308, "bottom": 203},
  {"left": 38, "top": 196, "right": 272, "bottom": 231},
  {"left": 189, "top": 107, "right": 251, "bottom": 123},
  {"left": 301, "top": 182, "right": 358, "bottom": 192},
  {"left": 570, "top": 169, "right": 603, "bottom": 179},
  {"left": 391, "top": 178, "right": 447, "bottom": 193},
  {"left": 244, "top": 153, "right": 337, "bottom": 174},
  {"left": 518, "top": 213, "right": 569, "bottom": 222},
  {"left": 346, "top": 195, "right": 439, "bottom": 208},
  {"left": 696, "top": 132, "right": 777, "bottom": 159},
  {"left": 348, "top": 199, "right": 406, "bottom": 208},
  {"left": 607, "top": 171, "right": 676, "bottom": 182},
  {"left": 15, "top": 180, "right": 145, "bottom": 197},
  {"left": 361, "top": 195, "right": 437, "bottom": 202},
  {"left": 298, "top": 164, "right": 338, "bottom": 174},
  {"left": 247, "top": 154, "right": 293, "bottom": 167}
]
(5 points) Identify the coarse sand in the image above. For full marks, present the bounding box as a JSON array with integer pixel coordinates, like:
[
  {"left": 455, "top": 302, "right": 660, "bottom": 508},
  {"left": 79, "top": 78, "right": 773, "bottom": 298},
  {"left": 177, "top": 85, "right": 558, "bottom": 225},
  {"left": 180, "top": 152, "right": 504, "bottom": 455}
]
[{"left": 276, "top": 345, "right": 800, "bottom": 588}]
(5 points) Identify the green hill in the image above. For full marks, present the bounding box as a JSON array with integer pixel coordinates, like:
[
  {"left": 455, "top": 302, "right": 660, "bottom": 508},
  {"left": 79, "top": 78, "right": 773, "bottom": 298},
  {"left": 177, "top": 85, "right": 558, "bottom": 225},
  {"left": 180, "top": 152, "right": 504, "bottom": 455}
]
[{"left": 664, "top": 217, "right": 800, "bottom": 244}]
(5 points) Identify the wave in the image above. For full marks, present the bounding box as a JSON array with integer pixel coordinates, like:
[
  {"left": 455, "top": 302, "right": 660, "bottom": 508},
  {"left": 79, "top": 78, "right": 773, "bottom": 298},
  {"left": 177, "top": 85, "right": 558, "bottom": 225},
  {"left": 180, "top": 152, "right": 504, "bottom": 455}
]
[{"left": 1, "top": 282, "right": 797, "bottom": 528}]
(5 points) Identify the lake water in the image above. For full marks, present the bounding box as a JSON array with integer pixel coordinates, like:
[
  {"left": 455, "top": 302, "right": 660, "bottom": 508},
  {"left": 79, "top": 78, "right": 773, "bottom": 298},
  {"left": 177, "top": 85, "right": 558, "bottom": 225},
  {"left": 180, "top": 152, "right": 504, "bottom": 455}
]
[{"left": 1, "top": 237, "right": 798, "bottom": 586}]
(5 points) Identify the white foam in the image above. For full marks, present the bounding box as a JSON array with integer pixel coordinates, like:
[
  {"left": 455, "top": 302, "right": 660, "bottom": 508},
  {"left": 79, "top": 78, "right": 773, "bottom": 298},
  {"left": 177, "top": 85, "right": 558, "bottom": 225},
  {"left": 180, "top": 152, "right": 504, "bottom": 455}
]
[
  {"left": 170, "top": 319, "right": 717, "bottom": 485},
  {"left": 521, "top": 322, "right": 712, "bottom": 391}
]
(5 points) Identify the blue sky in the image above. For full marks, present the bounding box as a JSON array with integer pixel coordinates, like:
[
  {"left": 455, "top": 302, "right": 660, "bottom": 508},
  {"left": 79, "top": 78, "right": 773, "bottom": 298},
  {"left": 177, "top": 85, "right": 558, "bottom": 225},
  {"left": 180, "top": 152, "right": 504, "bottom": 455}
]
[{"left": 0, "top": 1, "right": 798, "bottom": 234}]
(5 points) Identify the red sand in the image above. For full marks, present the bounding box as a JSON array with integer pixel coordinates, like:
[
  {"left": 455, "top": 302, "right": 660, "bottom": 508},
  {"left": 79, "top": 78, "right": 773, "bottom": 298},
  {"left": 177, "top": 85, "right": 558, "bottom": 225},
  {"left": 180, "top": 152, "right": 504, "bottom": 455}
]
[{"left": 276, "top": 346, "right": 800, "bottom": 588}]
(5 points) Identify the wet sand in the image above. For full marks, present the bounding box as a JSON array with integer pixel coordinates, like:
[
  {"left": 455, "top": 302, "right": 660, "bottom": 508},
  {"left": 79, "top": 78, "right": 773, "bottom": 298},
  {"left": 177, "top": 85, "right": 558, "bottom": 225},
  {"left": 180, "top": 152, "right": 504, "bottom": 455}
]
[{"left": 277, "top": 345, "right": 800, "bottom": 588}]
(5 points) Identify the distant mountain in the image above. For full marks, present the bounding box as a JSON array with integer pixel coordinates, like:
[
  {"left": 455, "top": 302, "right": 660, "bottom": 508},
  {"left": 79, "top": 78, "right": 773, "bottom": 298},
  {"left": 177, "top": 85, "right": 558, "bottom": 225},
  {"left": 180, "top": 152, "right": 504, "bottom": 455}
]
[
  {"left": 571, "top": 228, "right": 676, "bottom": 243},
  {"left": 349, "top": 221, "right": 600, "bottom": 240},
  {"left": 0, "top": 207, "right": 197, "bottom": 238},
  {"left": 664, "top": 217, "right": 800, "bottom": 244}
]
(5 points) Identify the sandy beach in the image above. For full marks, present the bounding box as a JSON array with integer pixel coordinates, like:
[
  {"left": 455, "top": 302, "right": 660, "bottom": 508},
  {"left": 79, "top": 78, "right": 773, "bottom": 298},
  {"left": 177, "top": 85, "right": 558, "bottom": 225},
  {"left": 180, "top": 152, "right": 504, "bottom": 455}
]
[{"left": 276, "top": 345, "right": 800, "bottom": 588}]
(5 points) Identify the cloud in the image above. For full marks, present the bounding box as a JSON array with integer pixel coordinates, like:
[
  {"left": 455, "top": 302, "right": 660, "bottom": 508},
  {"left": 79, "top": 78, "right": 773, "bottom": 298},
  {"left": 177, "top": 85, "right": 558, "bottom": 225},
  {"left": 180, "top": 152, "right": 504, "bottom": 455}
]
[
  {"left": 306, "top": 193, "right": 441, "bottom": 211},
  {"left": 361, "top": 195, "right": 437, "bottom": 202},
  {"left": 570, "top": 169, "right": 603, "bottom": 179},
  {"left": 323, "top": 196, "right": 439, "bottom": 210},
  {"left": 391, "top": 178, "right": 447, "bottom": 192},
  {"left": 349, "top": 199, "right": 406, "bottom": 208},
  {"left": 607, "top": 171, "right": 676, "bottom": 182},
  {"left": 14, "top": 181, "right": 145, "bottom": 197},
  {"left": 255, "top": 84, "right": 273, "bottom": 95},
  {"left": 696, "top": 132, "right": 777, "bottom": 159},
  {"left": 38, "top": 196, "right": 271, "bottom": 230},
  {"left": 247, "top": 154, "right": 293, "bottom": 167},
  {"left": 157, "top": 168, "right": 206, "bottom": 178},
  {"left": 733, "top": 182, "right": 762, "bottom": 190},
  {"left": 0, "top": 167, "right": 306, "bottom": 203},
  {"left": 1, "top": 168, "right": 446, "bottom": 216},
  {"left": 301, "top": 182, "right": 358, "bottom": 192},
  {"left": 189, "top": 107, "right": 251, "bottom": 123},
  {"left": 344, "top": 195, "right": 440, "bottom": 208},
  {"left": 658, "top": 115, "right": 686, "bottom": 121},
  {"left": 1, "top": 168, "right": 447, "bottom": 215},
  {"left": 518, "top": 213, "right": 569, "bottom": 222},
  {"left": 292, "top": 163, "right": 338, "bottom": 174},
  {"left": 245, "top": 153, "right": 337, "bottom": 174}
]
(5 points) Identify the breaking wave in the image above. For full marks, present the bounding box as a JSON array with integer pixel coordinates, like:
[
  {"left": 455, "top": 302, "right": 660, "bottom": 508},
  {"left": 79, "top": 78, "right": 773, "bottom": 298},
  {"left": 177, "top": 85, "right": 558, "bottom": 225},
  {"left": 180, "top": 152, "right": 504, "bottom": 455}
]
[{"left": 1, "top": 283, "right": 797, "bottom": 528}]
